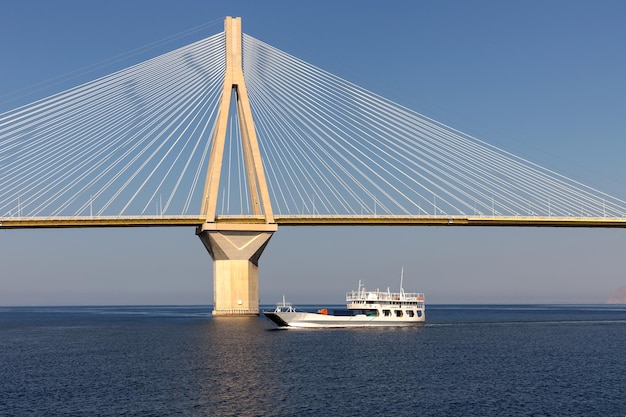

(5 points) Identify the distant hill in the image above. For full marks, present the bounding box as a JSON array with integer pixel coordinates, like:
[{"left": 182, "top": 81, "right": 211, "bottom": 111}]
[{"left": 607, "top": 284, "right": 626, "bottom": 304}]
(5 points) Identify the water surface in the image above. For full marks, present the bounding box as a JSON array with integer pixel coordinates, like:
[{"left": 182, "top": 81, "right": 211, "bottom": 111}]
[{"left": 1, "top": 304, "right": 625, "bottom": 416}]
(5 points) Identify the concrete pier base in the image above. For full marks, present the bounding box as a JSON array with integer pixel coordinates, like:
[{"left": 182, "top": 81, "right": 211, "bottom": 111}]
[{"left": 197, "top": 223, "right": 277, "bottom": 316}]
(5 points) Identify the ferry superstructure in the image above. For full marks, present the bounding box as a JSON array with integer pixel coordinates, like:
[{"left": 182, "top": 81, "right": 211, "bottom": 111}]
[{"left": 263, "top": 281, "right": 425, "bottom": 328}]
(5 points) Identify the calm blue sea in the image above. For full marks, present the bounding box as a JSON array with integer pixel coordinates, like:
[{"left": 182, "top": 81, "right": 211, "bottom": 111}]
[{"left": 1, "top": 304, "right": 625, "bottom": 416}]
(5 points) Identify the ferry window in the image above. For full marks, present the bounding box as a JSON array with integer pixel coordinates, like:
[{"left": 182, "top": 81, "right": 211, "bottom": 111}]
[
  {"left": 417, "top": 310, "right": 422, "bottom": 318},
  {"left": 395, "top": 310, "right": 403, "bottom": 317},
  {"left": 406, "top": 310, "right": 414, "bottom": 317},
  {"left": 383, "top": 310, "right": 391, "bottom": 317}
]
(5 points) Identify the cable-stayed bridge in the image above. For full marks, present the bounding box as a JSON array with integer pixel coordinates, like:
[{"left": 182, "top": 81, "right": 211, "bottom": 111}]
[{"left": 2, "top": 17, "right": 625, "bottom": 313}]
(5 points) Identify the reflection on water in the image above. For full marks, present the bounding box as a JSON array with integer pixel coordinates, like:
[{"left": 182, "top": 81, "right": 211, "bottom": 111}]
[{"left": 193, "top": 318, "right": 286, "bottom": 416}]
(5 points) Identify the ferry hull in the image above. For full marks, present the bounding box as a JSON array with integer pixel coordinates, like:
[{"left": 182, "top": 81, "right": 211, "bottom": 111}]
[{"left": 263, "top": 311, "right": 425, "bottom": 328}]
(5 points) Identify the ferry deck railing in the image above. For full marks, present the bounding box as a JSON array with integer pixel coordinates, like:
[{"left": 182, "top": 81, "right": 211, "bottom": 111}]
[{"left": 346, "top": 290, "right": 425, "bottom": 303}]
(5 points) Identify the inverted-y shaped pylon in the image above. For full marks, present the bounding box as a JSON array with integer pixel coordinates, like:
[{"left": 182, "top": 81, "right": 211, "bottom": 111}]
[
  {"left": 197, "top": 17, "right": 277, "bottom": 316},
  {"left": 200, "top": 16, "right": 274, "bottom": 223}
]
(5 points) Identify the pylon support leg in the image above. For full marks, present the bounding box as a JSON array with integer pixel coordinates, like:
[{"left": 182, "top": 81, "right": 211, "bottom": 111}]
[{"left": 197, "top": 223, "right": 277, "bottom": 316}]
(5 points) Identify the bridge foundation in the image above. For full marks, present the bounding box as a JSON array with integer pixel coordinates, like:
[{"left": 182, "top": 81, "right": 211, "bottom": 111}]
[{"left": 197, "top": 223, "right": 277, "bottom": 316}]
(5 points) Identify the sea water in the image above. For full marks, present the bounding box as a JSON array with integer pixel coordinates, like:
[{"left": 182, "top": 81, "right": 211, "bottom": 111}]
[{"left": 1, "top": 304, "right": 625, "bottom": 416}]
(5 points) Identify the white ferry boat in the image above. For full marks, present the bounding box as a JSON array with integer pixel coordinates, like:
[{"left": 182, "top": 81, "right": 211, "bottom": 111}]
[{"left": 263, "top": 280, "right": 425, "bottom": 328}]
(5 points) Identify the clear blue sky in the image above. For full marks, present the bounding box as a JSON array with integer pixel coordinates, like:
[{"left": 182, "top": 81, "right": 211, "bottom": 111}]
[{"left": 1, "top": 0, "right": 626, "bottom": 305}]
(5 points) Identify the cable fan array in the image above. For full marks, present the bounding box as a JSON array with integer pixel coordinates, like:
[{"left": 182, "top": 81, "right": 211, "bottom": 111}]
[
  {"left": 1, "top": 29, "right": 625, "bottom": 219},
  {"left": 0, "top": 33, "right": 225, "bottom": 217},
  {"left": 243, "top": 34, "right": 626, "bottom": 218}
]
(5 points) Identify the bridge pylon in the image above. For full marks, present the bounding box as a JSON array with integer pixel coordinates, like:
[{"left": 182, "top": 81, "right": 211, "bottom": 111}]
[{"left": 196, "top": 16, "right": 277, "bottom": 316}]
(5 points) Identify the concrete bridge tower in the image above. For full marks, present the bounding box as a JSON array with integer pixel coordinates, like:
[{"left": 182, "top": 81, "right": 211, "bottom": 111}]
[{"left": 196, "top": 17, "right": 277, "bottom": 316}]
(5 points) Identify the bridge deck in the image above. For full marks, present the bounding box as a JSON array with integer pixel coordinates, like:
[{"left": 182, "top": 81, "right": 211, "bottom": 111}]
[{"left": 2, "top": 215, "right": 626, "bottom": 228}]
